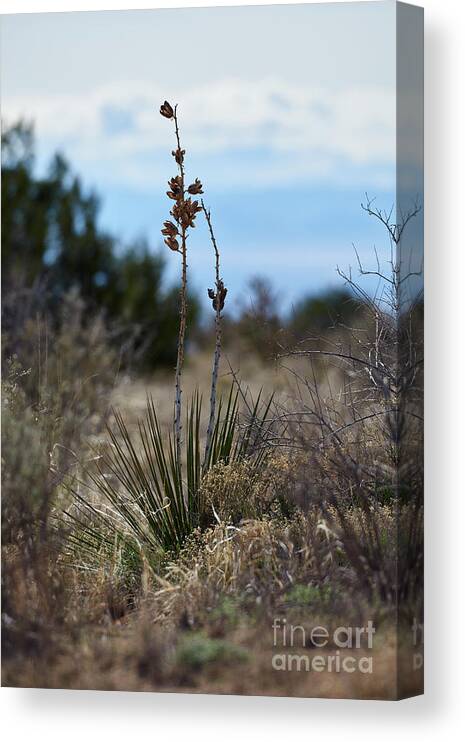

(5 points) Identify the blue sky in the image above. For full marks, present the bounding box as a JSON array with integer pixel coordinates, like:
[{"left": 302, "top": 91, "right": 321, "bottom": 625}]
[{"left": 1, "top": 2, "right": 399, "bottom": 312}]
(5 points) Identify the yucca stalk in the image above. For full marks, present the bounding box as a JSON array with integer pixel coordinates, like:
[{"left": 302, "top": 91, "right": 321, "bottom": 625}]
[
  {"left": 172, "top": 108, "right": 187, "bottom": 464},
  {"left": 202, "top": 200, "right": 227, "bottom": 473},
  {"left": 160, "top": 101, "right": 203, "bottom": 463}
]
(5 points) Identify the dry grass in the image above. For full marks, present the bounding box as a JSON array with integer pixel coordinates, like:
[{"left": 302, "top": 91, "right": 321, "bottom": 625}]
[{"left": 2, "top": 499, "right": 422, "bottom": 699}]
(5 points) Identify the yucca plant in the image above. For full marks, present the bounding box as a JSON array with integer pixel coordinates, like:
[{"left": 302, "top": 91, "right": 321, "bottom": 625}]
[
  {"left": 64, "top": 101, "right": 275, "bottom": 564},
  {"left": 66, "top": 387, "right": 273, "bottom": 562}
]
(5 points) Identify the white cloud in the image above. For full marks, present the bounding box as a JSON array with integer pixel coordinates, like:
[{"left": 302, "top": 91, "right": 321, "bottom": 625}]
[{"left": 3, "top": 77, "right": 395, "bottom": 190}]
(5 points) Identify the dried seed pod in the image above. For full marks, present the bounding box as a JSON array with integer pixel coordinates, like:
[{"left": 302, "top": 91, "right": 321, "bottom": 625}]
[
  {"left": 208, "top": 281, "right": 227, "bottom": 312},
  {"left": 170, "top": 202, "right": 183, "bottom": 224},
  {"left": 160, "top": 101, "right": 174, "bottom": 119},
  {"left": 188, "top": 178, "right": 203, "bottom": 195},
  {"left": 189, "top": 199, "right": 202, "bottom": 220},
  {"left": 172, "top": 148, "right": 185, "bottom": 165},
  {"left": 161, "top": 220, "right": 178, "bottom": 237},
  {"left": 164, "top": 236, "right": 180, "bottom": 252},
  {"left": 172, "top": 203, "right": 185, "bottom": 227},
  {"left": 218, "top": 282, "right": 228, "bottom": 311},
  {"left": 174, "top": 198, "right": 201, "bottom": 229},
  {"left": 167, "top": 176, "right": 183, "bottom": 200}
]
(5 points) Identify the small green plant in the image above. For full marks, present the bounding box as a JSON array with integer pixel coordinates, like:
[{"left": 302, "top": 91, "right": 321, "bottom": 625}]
[
  {"left": 284, "top": 583, "right": 333, "bottom": 607},
  {"left": 210, "top": 596, "right": 240, "bottom": 627},
  {"left": 175, "top": 633, "right": 247, "bottom": 672}
]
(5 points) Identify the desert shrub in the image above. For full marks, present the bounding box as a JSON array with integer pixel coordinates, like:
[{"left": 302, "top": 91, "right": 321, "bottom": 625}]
[
  {"left": 200, "top": 459, "right": 268, "bottom": 525},
  {"left": 2, "top": 359, "right": 62, "bottom": 655},
  {"left": 199, "top": 460, "right": 263, "bottom": 525},
  {"left": 1, "top": 359, "right": 53, "bottom": 548},
  {"left": 198, "top": 453, "right": 302, "bottom": 526},
  {"left": 1, "top": 290, "right": 119, "bottom": 661},
  {"left": 2, "top": 289, "right": 117, "bottom": 487},
  {"left": 321, "top": 500, "right": 422, "bottom": 606}
]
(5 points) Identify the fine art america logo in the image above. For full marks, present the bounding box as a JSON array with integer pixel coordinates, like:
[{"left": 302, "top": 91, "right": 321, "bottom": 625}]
[{"left": 271, "top": 618, "right": 376, "bottom": 674}]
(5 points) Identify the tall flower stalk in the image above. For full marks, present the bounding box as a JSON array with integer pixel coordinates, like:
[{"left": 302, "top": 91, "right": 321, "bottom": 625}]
[
  {"left": 160, "top": 101, "right": 202, "bottom": 462},
  {"left": 202, "top": 201, "right": 227, "bottom": 471},
  {"left": 65, "top": 102, "right": 273, "bottom": 558}
]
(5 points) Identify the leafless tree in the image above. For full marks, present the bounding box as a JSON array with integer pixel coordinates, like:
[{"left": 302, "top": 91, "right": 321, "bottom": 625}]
[{"left": 275, "top": 196, "right": 423, "bottom": 603}]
